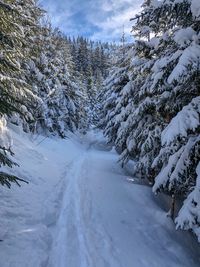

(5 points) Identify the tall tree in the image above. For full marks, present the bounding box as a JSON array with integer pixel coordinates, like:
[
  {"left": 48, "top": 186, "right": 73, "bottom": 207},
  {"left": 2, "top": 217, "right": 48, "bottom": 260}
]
[
  {"left": 102, "top": 0, "right": 200, "bottom": 239},
  {"left": 0, "top": 0, "right": 41, "bottom": 186}
]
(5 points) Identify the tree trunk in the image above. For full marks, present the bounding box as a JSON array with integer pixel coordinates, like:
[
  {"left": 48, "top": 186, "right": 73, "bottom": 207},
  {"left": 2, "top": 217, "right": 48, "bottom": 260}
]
[{"left": 169, "top": 193, "right": 176, "bottom": 220}]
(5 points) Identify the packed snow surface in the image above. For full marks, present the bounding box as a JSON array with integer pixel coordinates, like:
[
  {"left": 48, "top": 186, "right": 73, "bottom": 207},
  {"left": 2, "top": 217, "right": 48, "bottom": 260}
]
[{"left": 0, "top": 126, "right": 200, "bottom": 267}]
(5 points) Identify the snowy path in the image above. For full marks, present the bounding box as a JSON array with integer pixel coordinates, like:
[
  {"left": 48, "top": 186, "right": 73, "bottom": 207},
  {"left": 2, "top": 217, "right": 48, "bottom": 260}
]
[
  {"left": 47, "top": 133, "right": 200, "bottom": 267},
  {"left": 48, "top": 150, "right": 121, "bottom": 267},
  {"left": 0, "top": 129, "right": 200, "bottom": 267}
]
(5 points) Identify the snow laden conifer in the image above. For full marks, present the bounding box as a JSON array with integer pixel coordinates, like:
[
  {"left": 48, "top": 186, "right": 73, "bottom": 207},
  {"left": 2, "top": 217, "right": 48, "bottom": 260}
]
[
  {"left": 25, "top": 27, "right": 87, "bottom": 136},
  {"left": 0, "top": 0, "right": 41, "bottom": 186},
  {"left": 67, "top": 37, "right": 113, "bottom": 126},
  {"left": 105, "top": 11, "right": 163, "bottom": 176},
  {"left": 9, "top": 0, "right": 45, "bottom": 132},
  {"left": 176, "top": 162, "right": 200, "bottom": 241},
  {"left": 137, "top": 0, "right": 200, "bottom": 238},
  {"left": 142, "top": 0, "right": 200, "bottom": 236},
  {"left": 115, "top": 0, "right": 200, "bottom": 185},
  {"left": 101, "top": 45, "right": 130, "bottom": 152},
  {"left": 103, "top": 0, "right": 200, "bottom": 239},
  {"left": 0, "top": 0, "right": 40, "bottom": 118}
]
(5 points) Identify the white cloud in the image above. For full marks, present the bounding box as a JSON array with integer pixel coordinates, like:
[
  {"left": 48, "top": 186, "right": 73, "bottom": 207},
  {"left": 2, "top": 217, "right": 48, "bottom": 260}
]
[
  {"left": 39, "top": 0, "right": 142, "bottom": 41},
  {"left": 89, "top": 0, "right": 142, "bottom": 41}
]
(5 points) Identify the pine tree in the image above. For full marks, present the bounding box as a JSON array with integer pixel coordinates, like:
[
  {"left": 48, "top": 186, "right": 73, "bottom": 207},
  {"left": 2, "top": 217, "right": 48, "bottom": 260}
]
[
  {"left": 101, "top": 45, "right": 130, "bottom": 152},
  {"left": 0, "top": 0, "right": 41, "bottom": 187},
  {"left": 107, "top": 0, "right": 200, "bottom": 183},
  {"left": 102, "top": 0, "right": 200, "bottom": 239},
  {"left": 103, "top": 0, "right": 200, "bottom": 239},
  {"left": 141, "top": 0, "right": 200, "bottom": 202}
]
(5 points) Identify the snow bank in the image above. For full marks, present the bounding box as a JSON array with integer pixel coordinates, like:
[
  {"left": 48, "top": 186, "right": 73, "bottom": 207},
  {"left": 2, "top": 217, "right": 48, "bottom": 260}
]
[
  {"left": 0, "top": 127, "right": 199, "bottom": 267},
  {"left": 0, "top": 126, "right": 83, "bottom": 267}
]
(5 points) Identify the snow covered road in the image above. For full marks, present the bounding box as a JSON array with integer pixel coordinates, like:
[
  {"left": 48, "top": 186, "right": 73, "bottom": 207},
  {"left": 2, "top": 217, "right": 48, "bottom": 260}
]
[{"left": 0, "top": 129, "right": 200, "bottom": 267}]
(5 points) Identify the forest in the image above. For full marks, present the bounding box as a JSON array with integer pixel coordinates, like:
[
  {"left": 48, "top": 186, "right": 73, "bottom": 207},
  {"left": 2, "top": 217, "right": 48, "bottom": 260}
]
[{"left": 0, "top": 0, "right": 200, "bottom": 266}]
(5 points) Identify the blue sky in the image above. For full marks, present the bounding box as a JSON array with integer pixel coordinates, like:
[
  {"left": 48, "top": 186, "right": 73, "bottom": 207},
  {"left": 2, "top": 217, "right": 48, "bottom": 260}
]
[{"left": 39, "top": 0, "right": 142, "bottom": 42}]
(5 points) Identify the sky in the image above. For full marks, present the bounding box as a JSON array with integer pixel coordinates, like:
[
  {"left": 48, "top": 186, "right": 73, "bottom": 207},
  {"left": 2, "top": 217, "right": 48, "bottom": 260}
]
[{"left": 39, "top": 0, "right": 142, "bottom": 42}]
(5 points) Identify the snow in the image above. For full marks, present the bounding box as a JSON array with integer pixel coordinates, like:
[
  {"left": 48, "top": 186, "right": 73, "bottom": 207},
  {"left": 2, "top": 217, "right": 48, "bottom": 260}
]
[
  {"left": 0, "top": 127, "right": 200, "bottom": 267},
  {"left": 191, "top": 0, "right": 200, "bottom": 19},
  {"left": 161, "top": 96, "right": 200, "bottom": 146},
  {"left": 167, "top": 44, "right": 200, "bottom": 84},
  {"left": 153, "top": 136, "right": 200, "bottom": 193},
  {"left": 149, "top": 37, "right": 159, "bottom": 48},
  {"left": 174, "top": 27, "right": 196, "bottom": 48},
  {"left": 176, "top": 163, "right": 200, "bottom": 242},
  {"left": 176, "top": 162, "right": 200, "bottom": 241},
  {"left": 153, "top": 147, "right": 184, "bottom": 192},
  {"left": 0, "top": 117, "right": 12, "bottom": 149}
]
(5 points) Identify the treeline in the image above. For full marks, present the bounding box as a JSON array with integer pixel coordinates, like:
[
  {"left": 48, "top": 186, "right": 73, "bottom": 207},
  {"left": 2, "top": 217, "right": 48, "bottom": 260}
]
[
  {"left": 102, "top": 0, "right": 200, "bottom": 240},
  {"left": 67, "top": 37, "right": 114, "bottom": 81},
  {"left": 0, "top": 0, "right": 112, "bottom": 187},
  {"left": 66, "top": 36, "right": 117, "bottom": 123}
]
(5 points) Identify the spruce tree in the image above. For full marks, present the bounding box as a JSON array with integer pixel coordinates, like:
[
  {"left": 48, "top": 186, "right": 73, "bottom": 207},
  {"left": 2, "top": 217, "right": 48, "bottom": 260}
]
[
  {"left": 0, "top": 0, "right": 40, "bottom": 187},
  {"left": 102, "top": 0, "right": 200, "bottom": 239}
]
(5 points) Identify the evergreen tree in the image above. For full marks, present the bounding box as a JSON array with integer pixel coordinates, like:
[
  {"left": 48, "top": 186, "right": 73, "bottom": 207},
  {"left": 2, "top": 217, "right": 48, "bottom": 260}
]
[
  {"left": 102, "top": 0, "right": 200, "bottom": 239},
  {"left": 101, "top": 46, "right": 130, "bottom": 153},
  {"left": 0, "top": 0, "right": 41, "bottom": 187},
  {"left": 25, "top": 28, "right": 87, "bottom": 136}
]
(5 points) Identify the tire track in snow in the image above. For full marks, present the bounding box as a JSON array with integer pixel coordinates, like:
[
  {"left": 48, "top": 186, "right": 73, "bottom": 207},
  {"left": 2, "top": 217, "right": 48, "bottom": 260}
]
[
  {"left": 47, "top": 153, "right": 88, "bottom": 267},
  {"left": 76, "top": 153, "right": 123, "bottom": 267},
  {"left": 47, "top": 149, "right": 122, "bottom": 267}
]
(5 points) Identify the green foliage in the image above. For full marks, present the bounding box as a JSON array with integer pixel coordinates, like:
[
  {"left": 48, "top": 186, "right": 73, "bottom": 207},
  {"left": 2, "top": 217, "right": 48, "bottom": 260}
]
[
  {"left": 0, "top": 144, "right": 28, "bottom": 188},
  {"left": 0, "top": 172, "right": 28, "bottom": 188},
  {"left": 102, "top": 0, "right": 200, "bottom": 239}
]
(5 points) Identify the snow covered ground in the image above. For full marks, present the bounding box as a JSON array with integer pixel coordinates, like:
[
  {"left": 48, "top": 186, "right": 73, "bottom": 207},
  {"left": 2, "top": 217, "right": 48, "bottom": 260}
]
[{"left": 0, "top": 126, "right": 199, "bottom": 267}]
